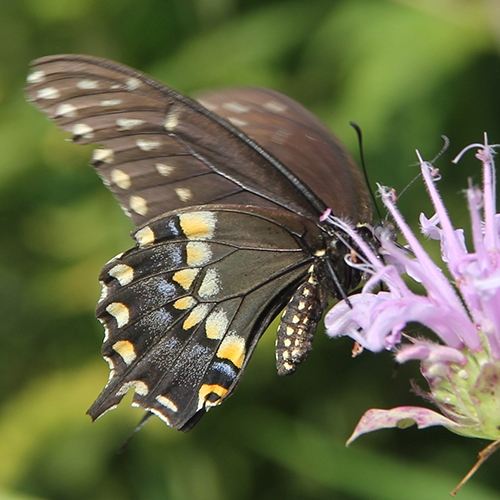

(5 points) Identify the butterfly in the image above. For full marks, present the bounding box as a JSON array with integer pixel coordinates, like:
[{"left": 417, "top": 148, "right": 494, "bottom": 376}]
[{"left": 25, "top": 54, "right": 372, "bottom": 431}]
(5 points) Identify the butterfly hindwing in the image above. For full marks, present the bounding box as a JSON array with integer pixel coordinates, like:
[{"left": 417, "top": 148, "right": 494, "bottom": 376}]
[{"left": 90, "top": 204, "right": 328, "bottom": 430}]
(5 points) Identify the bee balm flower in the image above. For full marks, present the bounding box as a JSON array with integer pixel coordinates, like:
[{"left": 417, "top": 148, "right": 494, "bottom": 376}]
[{"left": 325, "top": 135, "right": 500, "bottom": 494}]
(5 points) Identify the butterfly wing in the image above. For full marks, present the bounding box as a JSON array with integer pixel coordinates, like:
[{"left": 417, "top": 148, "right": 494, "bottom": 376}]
[
  {"left": 91, "top": 205, "right": 326, "bottom": 430},
  {"left": 26, "top": 54, "right": 336, "bottom": 226},
  {"left": 196, "top": 87, "right": 371, "bottom": 223}
]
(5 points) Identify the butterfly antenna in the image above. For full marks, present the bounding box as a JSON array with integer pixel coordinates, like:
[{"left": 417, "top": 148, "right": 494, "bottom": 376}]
[
  {"left": 397, "top": 135, "right": 449, "bottom": 202},
  {"left": 349, "top": 121, "right": 382, "bottom": 222},
  {"left": 396, "top": 173, "right": 422, "bottom": 202}
]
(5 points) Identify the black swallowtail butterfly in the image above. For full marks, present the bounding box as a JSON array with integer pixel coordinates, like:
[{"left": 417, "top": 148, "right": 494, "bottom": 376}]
[{"left": 26, "top": 55, "right": 372, "bottom": 431}]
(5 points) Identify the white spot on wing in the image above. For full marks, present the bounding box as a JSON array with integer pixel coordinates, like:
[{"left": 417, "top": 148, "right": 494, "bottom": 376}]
[
  {"left": 173, "top": 268, "right": 200, "bottom": 291},
  {"left": 136, "top": 139, "right": 160, "bottom": 151},
  {"left": 116, "top": 380, "right": 149, "bottom": 396},
  {"left": 227, "top": 117, "right": 248, "bottom": 127},
  {"left": 98, "top": 281, "right": 109, "bottom": 305},
  {"left": 109, "top": 263, "right": 134, "bottom": 286},
  {"left": 183, "top": 303, "right": 210, "bottom": 330},
  {"left": 198, "top": 268, "right": 221, "bottom": 299},
  {"left": 37, "top": 87, "right": 60, "bottom": 100},
  {"left": 129, "top": 195, "right": 148, "bottom": 216},
  {"left": 125, "top": 77, "right": 141, "bottom": 90},
  {"left": 55, "top": 103, "right": 77, "bottom": 117},
  {"left": 156, "top": 163, "right": 174, "bottom": 176},
  {"left": 175, "top": 187, "right": 192, "bottom": 202},
  {"left": 116, "top": 118, "right": 145, "bottom": 130},
  {"left": 100, "top": 321, "right": 111, "bottom": 345},
  {"left": 186, "top": 241, "right": 212, "bottom": 266},
  {"left": 178, "top": 211, "right": 217, "bottom": 240},
  {"left": 112, "top": 340, "right": 136, "bottom": 365},
  {"left": 222, "top": 101, "right": 249, "bottom": 113},
  {"left": 205, "top": 309, "right": 229, "bottom": 340},
  {"left": 93, "top": 148, "right": 114, "bottom": 163},
  {"left": 27, "top": 70, "right": 45, "bottom": 83},
  {"left": 164, "top": 108, "right": 180, "bottom": 131},
  {"left": 173, "top": 296, "right": 197, "bottom": 310},
  {"left": 263, "top": 100, "right": 288, "bottom": 113},
  {"left": 100, "top": 99, "right": 122, "bottom": 107},
  {"left": 106, "top": 302, "right": 130, "bottom": 328},
  {"left": 155, "top": 395, "right": 178, "bottom": 412},
  {"left": 77, "top": 79, "right": 99, "bottom": 89},
  {"left": 72, "top": 123, "right": 94, "bottom": 139},
  {"left": 143, "top": 406, "right": 172, "bottom": 426},
  {"left": 103, "top": 355, "right": 115, "bottom": 380},
  {"left": 135, "top": 226, "right": 155, "bottom": 246},
  {"left": 110, "top": 169, "right": 131, "bottom": 189}
]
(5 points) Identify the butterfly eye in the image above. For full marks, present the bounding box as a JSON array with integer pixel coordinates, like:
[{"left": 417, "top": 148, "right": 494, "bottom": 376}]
[{"left": 26, "top": 54, "right": 371, "bottom": 430}]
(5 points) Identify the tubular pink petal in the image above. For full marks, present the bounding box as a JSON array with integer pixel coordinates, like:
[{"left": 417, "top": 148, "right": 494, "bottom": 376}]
[
  {"left": 419, "top": 212, "right": 441, "bottom": 240},
  {"left": 451, "top": 139, "right": 490, "bottom": 163},
  {"left": 364, "top": 297, "right": 470, "bottom": 350},
  {"left": 396, "top": 343, "right": 433, "bottom": 362},
  {"left": 427, "top": 346, "right": 468, "bottom": 365},
  {"left": 479, "top": 142, "right": 497, "bottom": 250},
  {"left": 324, "top": 299, "right": 361, "bottom": 338},
  {"left": 419, "top": 157, "right": 468, "bottom": 272},
  {"left": 380, "top": 180, "right": 469, "bottom": 320}
]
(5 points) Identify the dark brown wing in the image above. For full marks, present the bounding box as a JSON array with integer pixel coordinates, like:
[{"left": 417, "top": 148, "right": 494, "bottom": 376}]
[
  {"left": 196, "top": 87, "right": 371, "bottom": 224},
  {"left": 26, "top": 55, "right": 352, "bottom": 227}
]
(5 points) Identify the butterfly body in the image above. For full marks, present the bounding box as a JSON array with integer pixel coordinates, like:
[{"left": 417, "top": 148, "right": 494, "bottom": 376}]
[{"left": 26, "top": 55, "right": 371, "bottom": 430}]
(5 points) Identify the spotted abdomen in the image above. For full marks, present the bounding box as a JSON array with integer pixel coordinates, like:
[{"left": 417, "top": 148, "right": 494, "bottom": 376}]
[{"left": 276, "top": 265, "right": 327, "bottom": 376}]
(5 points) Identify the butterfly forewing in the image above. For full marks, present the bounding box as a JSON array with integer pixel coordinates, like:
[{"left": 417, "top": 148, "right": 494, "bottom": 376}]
[
  {"left": 91, "top": 205, "right": 326, "bottom": 430},
  {"left": 196, "top": 87, "right": 371, "bottom": 224},
  {"left": 25, "top": 55, "right": 341, "bottom": 226}
]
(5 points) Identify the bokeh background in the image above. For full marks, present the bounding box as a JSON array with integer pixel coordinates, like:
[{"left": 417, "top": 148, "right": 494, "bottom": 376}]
[{"left": 1, "top": 0, "right": 500, "bottom": 498}]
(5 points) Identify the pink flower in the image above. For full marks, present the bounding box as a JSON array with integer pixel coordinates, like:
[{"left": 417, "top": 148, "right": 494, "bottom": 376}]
[{"left": 324, "top": 135, "right": 500, "bottom": 493}]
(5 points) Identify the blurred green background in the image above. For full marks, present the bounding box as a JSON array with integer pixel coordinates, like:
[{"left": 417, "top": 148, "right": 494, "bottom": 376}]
[{"left": 1, "top": 0, "right": 500, "bottom": 498}]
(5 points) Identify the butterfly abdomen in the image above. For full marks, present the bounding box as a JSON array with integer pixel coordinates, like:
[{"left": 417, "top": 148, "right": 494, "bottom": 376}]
[{"left": 276, "top": 263, "right": 328, "bottom": 376}]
